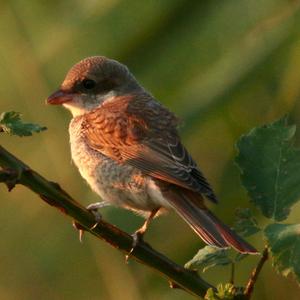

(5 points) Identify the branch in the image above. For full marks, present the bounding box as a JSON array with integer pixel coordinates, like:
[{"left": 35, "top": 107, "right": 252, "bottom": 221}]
[
  {"left": 0, "top": 169, "right": 13, "bottom": 182},
  {"left": 0, "top": 144, "right": 215, "bottom": 298},
  {"left": 244, "top": 246, "right": 269, "bottom": 299}
]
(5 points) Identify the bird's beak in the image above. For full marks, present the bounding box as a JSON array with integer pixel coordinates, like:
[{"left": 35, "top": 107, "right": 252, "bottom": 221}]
[{"left": 46, "top": 89, "right": 74, "bottom": 105}]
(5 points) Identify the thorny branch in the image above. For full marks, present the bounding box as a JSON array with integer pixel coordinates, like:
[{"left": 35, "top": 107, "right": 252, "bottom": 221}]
[
  {"left": 0, "top": 144, "right": 267, "bottom": 299},
  {"left": 0, "top": 144, "right": 214, "bottom": 298}
]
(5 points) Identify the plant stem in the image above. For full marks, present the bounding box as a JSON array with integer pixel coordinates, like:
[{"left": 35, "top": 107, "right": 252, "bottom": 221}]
[
  {"left": 0, "top": 144, "right": 215, "bottom": 299},
  {"left": 244, "top": 246, "right": 269, "bottom": 299},
  {"left": 230, "top": 262, "right": 235, "bottom": 284}
]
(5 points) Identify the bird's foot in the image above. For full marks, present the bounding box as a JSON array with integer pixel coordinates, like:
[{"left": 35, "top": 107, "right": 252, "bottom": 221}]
[
  {"left": 86, "top": 201, "right": 110, "bottom": 211},
  {"left": 132, "top": 230, "right": 144, "bottom": 249},
  {"left": 86, "top": 202, "right": 105, "bottom": 225},
  {"left": 125, "top": 229, "right": 145, "bottom": 263},
  {"left": 125, "top": 209, "right": 159, "bottom": 262},
  {"left": 73, "top": 201, "right": 110, "bottom": 242}
]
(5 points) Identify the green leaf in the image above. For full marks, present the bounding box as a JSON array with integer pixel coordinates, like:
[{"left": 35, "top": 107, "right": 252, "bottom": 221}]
[
  {"left": 185, "top": 246, "right": 232, "bottom": 272},
  {"left": 205, "top": 288, "right": 217, "bottom": 300},
  {"left": 205, "top": 283, "right": 242, "bottom": 300},
  {"left": 234, "top": 208, "right": 261, "bottom": 237},
  {"left": 0, "top": 111, "right": 47, "bottom": 137},
  {"left": 265, "top": 223, "right": 300, "bottom": 284},
  {"left": 236, "top": 117, "right": 300, "bottom": 221}
]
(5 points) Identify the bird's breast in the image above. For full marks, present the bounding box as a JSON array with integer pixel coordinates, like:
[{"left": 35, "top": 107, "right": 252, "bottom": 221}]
[
  {"left": 68, "top": 117, "right": 171, "bottom": 213},
  {"left": 69, "top": 117, "right": 106, "bottom": 194}
]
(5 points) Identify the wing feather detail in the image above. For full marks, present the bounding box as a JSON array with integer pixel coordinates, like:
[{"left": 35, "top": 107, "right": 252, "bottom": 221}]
[{"left": 82, "top": 94, "right": 218, "bottom": 203}]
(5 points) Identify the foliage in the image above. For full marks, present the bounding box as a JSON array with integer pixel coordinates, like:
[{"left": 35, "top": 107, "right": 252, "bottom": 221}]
[
  {"left": 1, "top": 1, "right": 300, "bottom": 298},
  {"left": 205, "top": 284, "right": 244, "bottom": 300},
  {"left": 0, "top": 111, "right": 47, "bottom": 137},
  {"left": 185, "top": 246, "right": 233, "bottom": 272},
  {"left": 236, "top": 117, "right": 300, "bottom": 221},
  {"left": 185, "top": 209, "right": 257, "bottom": 275},
  {"left": 185, "top": 244, "right": 249, "bottom": 273},
  {"left": 236, "top": 117, "right": 300, "bottom": 286},
  {"left": 2, "top": 104, "right": 300, "bottom": 298},
  {"left": 186, "top": 116, "right": 300, "bottom": 296},
  {"left": 265, "top": 223, "right": 300, "bottom": 284},
  {"left": 234, "top": 208, "right": 261, "bottom": 237}
]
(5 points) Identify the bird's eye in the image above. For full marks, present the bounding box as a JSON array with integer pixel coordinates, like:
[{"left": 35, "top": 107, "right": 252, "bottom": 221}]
[{"left": 82, "top": 79, "right": 96, "bottom": 90}]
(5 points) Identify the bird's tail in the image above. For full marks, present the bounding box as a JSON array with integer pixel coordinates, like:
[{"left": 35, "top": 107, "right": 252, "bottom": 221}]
[{"left": 163, "top": 188, "right": 258, "bottom": 254}]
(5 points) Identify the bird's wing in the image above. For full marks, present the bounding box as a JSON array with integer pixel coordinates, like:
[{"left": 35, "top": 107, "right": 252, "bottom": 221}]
[{"left": 82, "top": 95, "right": 218, "bottom": 203}]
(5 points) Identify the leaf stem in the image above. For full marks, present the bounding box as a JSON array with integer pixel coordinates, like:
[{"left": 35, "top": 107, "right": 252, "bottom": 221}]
[
  {"left": 230, "top": 262, "right": 235, "bottom": 284},
  {"left": 244, "top": 246, "right": 269, "bottom": 299}
]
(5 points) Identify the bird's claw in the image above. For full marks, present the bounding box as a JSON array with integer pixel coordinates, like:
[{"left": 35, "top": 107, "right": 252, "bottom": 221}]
[
  {"left": 87, "top": 202, "right": 106, "bottom": 231},
  {"left": 73, "top": 202, "right": 108, "bottom": 242},
  {"left": 87, "top": 201, "right": 109, "bottom": 224},
  {"left": 72, "top": 221, "right": 86, "bottom": 243},
  {"left": 88, "top": 207, "right": 102, "bottom": 225},
  {"left": 125, "top": 231, "right": 144, "bottom": 263}
]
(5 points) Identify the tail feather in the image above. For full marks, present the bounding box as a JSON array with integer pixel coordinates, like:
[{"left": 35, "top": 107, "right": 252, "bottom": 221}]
[{"left": 163, "top": 188, "right": 258, "bottom": 254}]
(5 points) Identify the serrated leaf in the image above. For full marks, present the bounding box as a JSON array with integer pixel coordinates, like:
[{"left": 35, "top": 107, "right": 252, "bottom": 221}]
[
  {"left": 265, "top": 223, "right": 300, "bottom": 284},
  {"left": 0, "top": 111, "right": 47, "bottom": 136},
  {"left": 234, "top": 208, "right": 261, "bottom": 237},
  {"left": 236, "top": 117, "right": 300, "bottom": 221},
  {"left": 185, "top": 246, "right": 232, "bottom": 272}
]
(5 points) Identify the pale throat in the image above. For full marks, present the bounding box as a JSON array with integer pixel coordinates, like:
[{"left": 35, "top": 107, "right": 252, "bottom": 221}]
[
  {"left": 63, "top": 103, "right": 88, "bottom": 117},
  {"left": 63, "top": 91, "right": 117, "bottom": 117}
]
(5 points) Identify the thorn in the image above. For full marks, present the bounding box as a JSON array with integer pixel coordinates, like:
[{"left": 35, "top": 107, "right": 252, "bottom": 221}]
[
  {"left": 6, "top": 181, "right": 16, "bottom": 191},
  {"left": 72, "top": 215, "right": 100, "bottom": 243},
  {"left": 79, "top": 229, "right": 84, "bottom": 243},
  {"left": 125, "top": 254, "right": 130, "bottom": 264},
  {"left": 0, "top": 168, "right": 18, "bottom": 191},
  {"left": 72, "top": 202, "right": 107, "bottom": 244},
  {"left": 73, "top": 220, "right": 86, "bottom": 242},
  {"left": 169, "top": 281, "right": 181, "bottom": 289}
]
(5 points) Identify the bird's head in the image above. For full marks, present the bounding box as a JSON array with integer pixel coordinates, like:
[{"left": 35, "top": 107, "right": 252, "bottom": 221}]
[{"left": 47, "top": 56, "right": 141, "bottom": 116}]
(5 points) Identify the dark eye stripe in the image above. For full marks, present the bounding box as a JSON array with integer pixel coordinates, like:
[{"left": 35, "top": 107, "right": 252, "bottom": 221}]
[{"left": 82, "top": 79, "right": 96, "bottom": 89}]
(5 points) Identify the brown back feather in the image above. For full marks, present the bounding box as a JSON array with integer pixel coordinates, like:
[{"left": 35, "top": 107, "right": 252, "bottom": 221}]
[{"left": 83, "top": 93, "right": 218, "bottom": 202}]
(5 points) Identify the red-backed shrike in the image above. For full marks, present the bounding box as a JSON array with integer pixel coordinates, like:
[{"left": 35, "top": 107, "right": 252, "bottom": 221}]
[{"left": 47, "top": 56, "right": 257, "bottom": 254}]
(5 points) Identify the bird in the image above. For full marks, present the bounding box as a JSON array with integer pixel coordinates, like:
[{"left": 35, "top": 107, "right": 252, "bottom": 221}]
[{"left": 47, "top": 56, "right": 257, "bottom": 254}]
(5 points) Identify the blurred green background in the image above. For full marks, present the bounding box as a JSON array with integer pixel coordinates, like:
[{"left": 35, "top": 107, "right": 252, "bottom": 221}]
[{"left": 1, "top": 0, "right": 300, "bottom": 299}]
